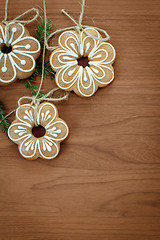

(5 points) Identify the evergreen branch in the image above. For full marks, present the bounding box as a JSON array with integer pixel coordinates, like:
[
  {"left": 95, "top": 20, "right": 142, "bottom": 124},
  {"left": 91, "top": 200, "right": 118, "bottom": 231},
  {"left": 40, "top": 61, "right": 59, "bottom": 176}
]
[
  {"left": 36, "top": 60, "right": 55, "bottom": 79},
  {"left": 0, "top": 102, "right": 11, "bottom": 136},
  {"left": 26, "top": 75, "right": 43, "bottom": 98},
  {"left": 35, "top": 18, "right": 53, "bottom": 49},
  {"left": 25, "top": 19, "right": 55, "bottom": 96},
  {"left": 44, "top": 60, "right": 55, "bottom": 80}
]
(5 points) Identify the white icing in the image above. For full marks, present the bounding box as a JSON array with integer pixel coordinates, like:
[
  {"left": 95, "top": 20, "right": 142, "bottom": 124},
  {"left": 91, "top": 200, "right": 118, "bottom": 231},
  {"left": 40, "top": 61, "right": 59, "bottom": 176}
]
[
  {"left": 25, "top": 44, "right": 31, "bottom": 49},
  {"left": 38, "top": 137, "right": 59, "bottom": 159},
  {"left": 85, "top": 42, "right": 90, "bottom": 52},
  {"left": 91, "top": 67, "right": 99, "bottom": 74},
  {"left": 47, "top": 127, "right": 62, "bottom": 137},
  {"left": 93, "top": 54, "right": 102, "bottom": 59},
  {"left": 50, "top": 27, "right": 116, "bottom": 97},
  {"left": 68, "top": 68, "right": 76, "bottom": 76},
  {"left": 1, "top": 54, "right": 7, "bottom": 73},
  {"left": 21, "top": 60, "right": 26, "bottom": 65},
  {"left": 84, "top": 71, "right": 87, "bottom": 82},
  {"left": 12, "top": 27, "right": 17, "bottom": 33},
  {"left": 41, "top": 110, "right": 51, "bottom": 122},
  {"left": 25, "top": 139, "right": 35, "bottom": 151},
  {"left": 1, "top": 66, "right": 7, "bottom": 72},
  {"left": 8, "top": 27, "right": 17, "bottom": 44},
  {"left": 14, "top": 129, "right": 27, "bottom": 136},
  {"left": 8, "top": 103, "right": 69, "bottom": 160},
  {"left": 63, "top": 56, "right": 74, "bottom": 60},
  {"left": 0, "top": 22, "right": 41, "bottom": 84},
  {"left": 24, "top": 110, "right": 33, "bottom": 122},
  {"left": 10, "top": 50, "right": 35, "bottom": 72}
]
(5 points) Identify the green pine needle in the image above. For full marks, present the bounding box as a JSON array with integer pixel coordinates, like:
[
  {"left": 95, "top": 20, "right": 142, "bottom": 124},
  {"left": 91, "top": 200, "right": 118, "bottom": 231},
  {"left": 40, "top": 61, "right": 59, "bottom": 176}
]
[
  {"left": 0, "top": 102, "right": 11, "bottom": 136},
  {"left": 25, "top": 60, "right": 55, "bottom": 97},
  {"left": 25, "top": 19, "right": 55, "bottom": 97},
  {"left": 35, "top": 18, "right": 53, "bottom": 49},
  {"left": 37, "top": 60, "right": 55, "bottom": 79},
  {"left": 44, "top": 60, "right": 55, "bottom": 80},
  {"left": 26, "top": 78, "right": 43, "bottom": 98}
]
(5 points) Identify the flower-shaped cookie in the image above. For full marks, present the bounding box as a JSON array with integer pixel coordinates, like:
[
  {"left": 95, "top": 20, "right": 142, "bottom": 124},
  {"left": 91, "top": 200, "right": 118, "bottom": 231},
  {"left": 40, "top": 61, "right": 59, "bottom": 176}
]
[
  {"left": 8, "top": 102, "right": 69, "bottom": 160},
  {"left": 0, "top": 22, "right": 41, "bottom": 85},
  {"left": 50, "top": 27, "right": 116, "bottom": 97}
]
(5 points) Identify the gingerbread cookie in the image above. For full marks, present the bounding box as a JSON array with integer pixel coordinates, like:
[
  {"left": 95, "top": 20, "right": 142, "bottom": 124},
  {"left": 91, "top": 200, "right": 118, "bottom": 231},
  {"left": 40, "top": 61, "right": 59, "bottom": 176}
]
[
  {"left": 0, "top": 22, "right": 41, "bottom": 85},
  {"left": 8, "top": 102, "right": 69, "bottom": 160},
  {"left": 50, "top": 27, "right": 116, "bottom": 97}
]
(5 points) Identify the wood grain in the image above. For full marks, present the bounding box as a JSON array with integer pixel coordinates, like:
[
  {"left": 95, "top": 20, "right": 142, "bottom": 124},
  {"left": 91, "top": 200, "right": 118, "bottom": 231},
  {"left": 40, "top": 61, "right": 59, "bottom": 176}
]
[{"left": 0, "top": 0, "right": 160, "bottom": 239}]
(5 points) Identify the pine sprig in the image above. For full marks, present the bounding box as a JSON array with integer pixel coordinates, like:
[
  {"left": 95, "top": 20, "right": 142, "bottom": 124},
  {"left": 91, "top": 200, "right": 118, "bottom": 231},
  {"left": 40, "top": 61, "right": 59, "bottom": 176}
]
[
  {"left": 35, "top": 19, "right": 53, "bottom": 49},
  {"left": 44, "top": 60, "right": 55, "bottom": 79},
  {"left": 36, "top": 60, "right": 55, "bottom": 79},
  {"left": 25, "top": 60, "right": 55, "bottom": 97},
  {"left": 26, "top": 78, "right": 43, "bottom": 98},
  {"left": 25, "top": 19, "right": 55, "bottom": 96},
  {"left": 0, "top": 103, "right": 11, "bottom": 136}
]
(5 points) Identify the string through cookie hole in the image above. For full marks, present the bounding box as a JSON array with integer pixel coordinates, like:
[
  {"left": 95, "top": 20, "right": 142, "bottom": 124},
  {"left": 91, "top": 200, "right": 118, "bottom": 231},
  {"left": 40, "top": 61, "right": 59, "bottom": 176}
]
[
  {"left": 1, "top": 43, "right": 12, "bottom": 53},
  {"left": 32, "top": 125, "right": 46, "bottom": 138},
  {"left": 77, "top": 57, "right": 89, "bottom": 68}
]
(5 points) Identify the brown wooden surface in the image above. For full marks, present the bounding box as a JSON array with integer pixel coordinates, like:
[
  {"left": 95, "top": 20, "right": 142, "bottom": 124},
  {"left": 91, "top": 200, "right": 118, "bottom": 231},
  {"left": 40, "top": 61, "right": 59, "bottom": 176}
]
[{"left": 0, "top": 0, "right": 160, "bottom": 239}]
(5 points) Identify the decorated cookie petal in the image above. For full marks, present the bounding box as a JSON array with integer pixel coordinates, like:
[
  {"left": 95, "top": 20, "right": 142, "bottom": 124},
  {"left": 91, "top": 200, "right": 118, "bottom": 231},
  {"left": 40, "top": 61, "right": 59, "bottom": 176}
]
[
  {"left": 0, "top": 53, "right": 16, "bottom": 83},
  {"left": 90, "top": 64, "right": 114, "bottom": 87},
  {"left": 90, "top": 42, "right": 116, "bottom": 65},
  {"left": 10, "top": 51, "right": 35, "bottom": 73},
  {"left": 82, "top": 28, "right": 102, "bottom": 57},
  {"left": 10, "top": 51, "right": 37, "bottom": 80},
  {"left": 46, "top": 119, "right": 69, "bottom": 141},
  {"left": 56, "top": 64, "right": 80, "bottom": 90},
  {"left": 8, "top": 121, "right": 31, "bottom": 142},
  {"left": 12, "top": 36, "right": 41, "bottom": 58},
  {"left": 20, "top": 135, "right": 39, "bottom": 159},
  {"left": 38, "top": 102, "right": 57, "bottom": 128},
  {"left": 76, "top": 66, "right": 96, "bottom": 97},
  {"left": 59, "top": 31, "right": 79, "bottom": 57},
  {"left": 16, "top": 105, "right": 34, "bottom": 127},
  {"left": 7, "top": 23, "right": 25, "bottom": 45},
  {"left": 38, "top": 137, "right": 60, "bottom": 159},
  {"left": 50, "top": 49, "right": 77, "bottom": 70}
]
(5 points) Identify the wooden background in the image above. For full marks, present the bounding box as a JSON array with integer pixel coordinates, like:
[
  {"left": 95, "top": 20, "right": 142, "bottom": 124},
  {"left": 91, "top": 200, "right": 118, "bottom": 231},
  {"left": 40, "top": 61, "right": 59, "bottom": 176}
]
[{"left": 0, "top": 0, "right": 160, "bottom": 239}]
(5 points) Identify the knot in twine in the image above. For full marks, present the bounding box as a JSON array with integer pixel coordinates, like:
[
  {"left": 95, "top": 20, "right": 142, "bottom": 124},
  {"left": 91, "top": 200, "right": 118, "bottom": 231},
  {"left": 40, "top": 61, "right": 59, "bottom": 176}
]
[
  {"left": 2, "top": 0, "right": 39, "bottom": 47},
  {"left": 46, "top": 0, "right": 110, "bottom": 52},
  {"left": 18, "top": 88, "right": 69, "bottom": 127}
]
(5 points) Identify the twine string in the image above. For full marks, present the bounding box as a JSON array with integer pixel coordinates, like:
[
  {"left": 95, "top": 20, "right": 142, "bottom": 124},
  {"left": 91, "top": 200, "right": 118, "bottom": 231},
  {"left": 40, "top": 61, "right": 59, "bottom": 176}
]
[
  {"left": 2, "top": 0, "right": 39, "bottom": 46},
  {"left": 18, "top": 88, "right": 69, "bottom": 126},
  {"left": 46, "top": 0, "right": 110, "bottom": 52},
  {"left": 0, "top": 0, "right": 69, "bottom": 127},
  {"left": 18, "top": 88, "right": 69, "bottom": 110},
  {"left": 18, "top": 0, "right": 69, "bottom": 126}
]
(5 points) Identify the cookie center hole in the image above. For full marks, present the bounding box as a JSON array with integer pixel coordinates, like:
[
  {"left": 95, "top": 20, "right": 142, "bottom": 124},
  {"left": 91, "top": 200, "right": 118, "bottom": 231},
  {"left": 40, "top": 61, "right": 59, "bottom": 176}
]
[
  {"left": 77, "top": 57, "right": 89, "bottom": 68},
  {"left": 1, "top": 44, "right": 12, "bottom": 54},
  {"left": 32, "top": 125, "right": 46, "bottom": 138}
]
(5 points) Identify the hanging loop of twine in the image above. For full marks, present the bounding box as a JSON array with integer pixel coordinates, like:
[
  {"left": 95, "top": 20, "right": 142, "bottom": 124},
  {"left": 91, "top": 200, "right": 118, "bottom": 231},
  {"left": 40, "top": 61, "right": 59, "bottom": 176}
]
[
  {"left": 46, "top": 0, "right": 110, "bottom": 52},
  {"left": 2, "top": 0, "right": 39, "bottom": 46},
  {"left": 18, "top": 88, "right": 69, "bottom": 110},
  {"left": 18, "top": 88, "right": 69, "bottom": 126}
]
